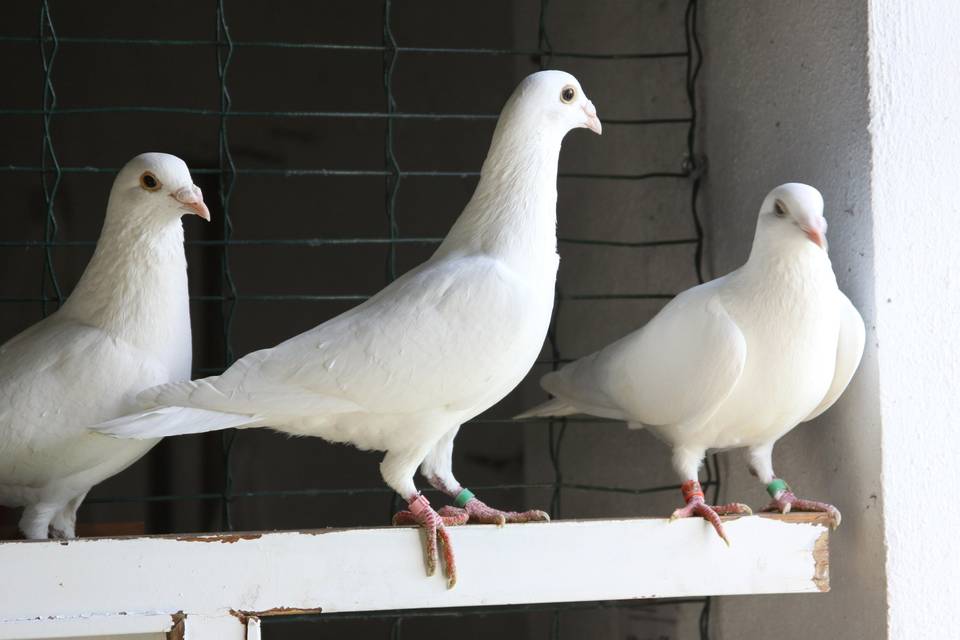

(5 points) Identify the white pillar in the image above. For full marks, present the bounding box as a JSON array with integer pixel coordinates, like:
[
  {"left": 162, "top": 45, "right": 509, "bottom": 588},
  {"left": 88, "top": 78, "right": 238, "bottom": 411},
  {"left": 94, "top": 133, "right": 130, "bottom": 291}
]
[{"left": 868, "top": 2, "right": 960, "bottom": 638}]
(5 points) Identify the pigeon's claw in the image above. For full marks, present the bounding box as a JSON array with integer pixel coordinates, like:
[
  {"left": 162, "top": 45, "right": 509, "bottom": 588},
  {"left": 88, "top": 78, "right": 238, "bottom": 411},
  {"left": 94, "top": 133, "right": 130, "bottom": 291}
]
[
  {"left": 669, "top": 480, "right": 751, "bottom": 545},
  {"left": 392, "top": 495, "right": 459, "bottom": 588},
  {"left": 762, "top": 489, "right": 842, "bottom": 529},
  {"left": 439, "top": 499, "right": 550, "bottom": 527}
]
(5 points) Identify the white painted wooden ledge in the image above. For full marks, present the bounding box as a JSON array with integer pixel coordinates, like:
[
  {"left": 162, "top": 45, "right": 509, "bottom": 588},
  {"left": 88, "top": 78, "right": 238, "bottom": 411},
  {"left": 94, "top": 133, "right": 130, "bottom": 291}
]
[{"left": 0, "top": 514, "right": 828, "bottom": 639}]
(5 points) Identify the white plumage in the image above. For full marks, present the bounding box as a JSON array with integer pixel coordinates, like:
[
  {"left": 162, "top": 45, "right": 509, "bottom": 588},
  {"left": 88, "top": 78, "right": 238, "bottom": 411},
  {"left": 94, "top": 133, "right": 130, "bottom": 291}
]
[
  {"left": 0, "top": 153, "right": 209, "bottom": 539},
  {"left": 95, "top": 71, "right": 602, "bottom": 586},
  {"left": 519, "top": 183, "right": 865, "bottom": 540}
]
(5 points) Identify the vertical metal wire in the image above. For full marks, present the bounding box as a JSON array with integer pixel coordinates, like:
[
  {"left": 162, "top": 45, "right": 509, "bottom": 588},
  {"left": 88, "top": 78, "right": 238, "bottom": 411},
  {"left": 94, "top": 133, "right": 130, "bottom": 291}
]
[
  {"left": 382, "top": 0, "right": 404, "bottom": 524},
  {"left": 38, "top": 1, "right": 62, "bottom": 317},
  {"left": 216, "top": 0, "right": 239, "bottom": 532},
  {"left": 382, "top": 3, "right": 404, "bottom": 637},
  {"left": 685, "top": 0, "right": 705, "bottom": 285},
  {"left": 537, "top": 0, "right": 567, "bottom": 528},
  {"left": 382, "top": 0, "right": 400, "bottom": 286},
  {"left": 682, "top": 2, "right": 716, "bottom": 639},
  {"left": 389, "top": 616, "right": 403, "bottom": 640},
  {"left": 535, "top": 6, "right": 569, "bottom": 639}
]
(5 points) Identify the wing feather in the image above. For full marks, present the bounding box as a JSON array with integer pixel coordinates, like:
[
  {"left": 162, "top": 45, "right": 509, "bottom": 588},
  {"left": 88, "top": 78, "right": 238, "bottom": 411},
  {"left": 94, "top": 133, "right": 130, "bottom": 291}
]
[
  {"left": 540, "top": 282, "right": 747, "bottom": 428},
  {"left": 803, "top": 291, "right": 865, "bottom": 421},
  {"left": 134, "top": 254, "right": 536, "bottom": 419}
]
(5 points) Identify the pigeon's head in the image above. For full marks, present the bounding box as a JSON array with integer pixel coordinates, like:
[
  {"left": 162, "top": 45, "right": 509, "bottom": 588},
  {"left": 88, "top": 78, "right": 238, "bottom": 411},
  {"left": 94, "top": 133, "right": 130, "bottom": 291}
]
[
  {"left": 503, "top": 70, "right": 602, "bottom": 138},
  {"left": 758, "top": 183, "right": 827, "bottom": 251},
  {"left": 110, "top": 153, "right": 210, "bottom": 224}
]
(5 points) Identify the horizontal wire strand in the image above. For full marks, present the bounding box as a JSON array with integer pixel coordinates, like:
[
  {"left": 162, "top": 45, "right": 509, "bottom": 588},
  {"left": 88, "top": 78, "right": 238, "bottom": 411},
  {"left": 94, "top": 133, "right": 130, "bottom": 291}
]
[
  {"left": 0, "top": 34, "right": 687, "bottom": 60},
  {"left": 0, "top": 107, "right": 689, "bottom": 126},
  {"left": 0, "top": 165, "right": 690, "bottom": 180},
  {"left": 85, "top": 479, "right": 716, "bottom": 505},
  {"left": 0, "top": 237, "right": 699, "bottom": 248}
]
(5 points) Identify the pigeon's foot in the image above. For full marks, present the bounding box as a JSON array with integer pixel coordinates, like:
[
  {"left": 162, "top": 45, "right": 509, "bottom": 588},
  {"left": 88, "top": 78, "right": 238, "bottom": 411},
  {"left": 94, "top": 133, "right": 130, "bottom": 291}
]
[
  {"left": 47, "top": 524, "right": 73, "bottom": 540},
  {"left": 392, "top": 494, "right": 461, "bottom": 588},
  {"left": 18, "top": 502, "right": 59, "bottom": 540},
  {"left": 761, "top": 479, "right": 841, "bottom": 528},
  {"left": 437, "top": 491, "right": 550, "bottom": 527},
  {"left": 669, "top": 480, "right": 752, "bottom": 545}
]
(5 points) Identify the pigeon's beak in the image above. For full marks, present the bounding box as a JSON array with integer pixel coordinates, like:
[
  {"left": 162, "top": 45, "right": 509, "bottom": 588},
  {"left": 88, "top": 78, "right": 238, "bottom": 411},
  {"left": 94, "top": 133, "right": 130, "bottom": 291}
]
[
  {"left": 581, "top": 100, "right": 602, "bottom": 135},
  {"left": 172, "top": 185, "right": 210, "bottom": 222},
  {"left": 799, "top": 216, "right": 828, "bottom": 251}
]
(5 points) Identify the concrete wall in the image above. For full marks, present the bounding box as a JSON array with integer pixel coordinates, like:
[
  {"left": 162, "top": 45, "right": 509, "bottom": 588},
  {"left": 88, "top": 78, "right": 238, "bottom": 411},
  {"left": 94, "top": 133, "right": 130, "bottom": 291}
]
[{"left": 698, "top": 3, "right": 885, "bottom": 639}]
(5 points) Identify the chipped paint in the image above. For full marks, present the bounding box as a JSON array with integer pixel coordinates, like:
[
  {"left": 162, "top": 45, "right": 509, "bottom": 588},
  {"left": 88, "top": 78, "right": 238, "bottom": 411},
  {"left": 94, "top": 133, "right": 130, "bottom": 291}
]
[
  {"left": 174, "top": 533, "right": 263, "bottom": 544},
  {"left": 812, "top": 530, "right": 830, "bottom": 592},
  {"left": 231, "top": 606, "right": 323, "bottom": 621},
  {"left": 166, "top": 612, "right": 185, "bottom": 640}
]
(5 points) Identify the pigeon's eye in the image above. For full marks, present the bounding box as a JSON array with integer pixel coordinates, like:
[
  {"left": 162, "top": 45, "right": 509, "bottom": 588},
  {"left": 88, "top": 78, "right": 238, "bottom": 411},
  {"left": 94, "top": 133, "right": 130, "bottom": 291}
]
[
  {"left": 560, "top": 85, "right": 576, "bottom": 104},
  {"left": 774, "top": 200, "right": 788, "bottom": 217},
  {"left": 140, "top": 172, "right": 161, "bottom": 192}
]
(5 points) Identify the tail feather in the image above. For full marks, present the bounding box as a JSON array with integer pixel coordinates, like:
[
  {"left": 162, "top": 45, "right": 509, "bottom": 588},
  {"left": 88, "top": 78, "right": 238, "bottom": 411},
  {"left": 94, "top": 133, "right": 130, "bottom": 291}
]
[
  {"left": 514, "top": 398, "right": 579, "bottom": 420},
  {"left": 138, "top": 379, "right": 216, "bottom": 407},
  {"left": 93, "top": 406, "right": 258, "bottom": 440}
]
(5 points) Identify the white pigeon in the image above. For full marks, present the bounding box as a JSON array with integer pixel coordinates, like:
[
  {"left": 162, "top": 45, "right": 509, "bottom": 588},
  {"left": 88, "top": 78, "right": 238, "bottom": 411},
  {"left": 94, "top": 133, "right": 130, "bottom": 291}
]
[
  {"left": 517, "top": 183, "right": 865, "bottom": 543},
  {"left": 94, "top": 70, "right": 602, "bottom": 587},
  {"left": 0, "top": 153, "right": 209, "bottom": 540}
]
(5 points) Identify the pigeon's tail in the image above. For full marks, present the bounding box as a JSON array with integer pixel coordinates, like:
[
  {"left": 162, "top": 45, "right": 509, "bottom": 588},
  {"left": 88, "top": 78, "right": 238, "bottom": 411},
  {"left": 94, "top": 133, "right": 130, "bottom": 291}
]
[
  {"left": 93, "top": 406, "right": 259, "bottom": 440},
  {"left": 138, "top": 378, "right": 217, "bottom": 408},
  {"left": 514, "top": 398, "right": 579, "bottom": 420}
]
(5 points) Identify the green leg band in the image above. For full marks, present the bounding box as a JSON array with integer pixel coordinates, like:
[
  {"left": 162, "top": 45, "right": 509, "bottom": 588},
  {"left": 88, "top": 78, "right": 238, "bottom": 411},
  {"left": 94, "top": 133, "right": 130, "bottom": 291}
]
[
  {"left": 766, "top": 478, "right": 791, "bottom": 498},
  {"left": 454, "top": 488, "right": 475, "bottom": 508}
]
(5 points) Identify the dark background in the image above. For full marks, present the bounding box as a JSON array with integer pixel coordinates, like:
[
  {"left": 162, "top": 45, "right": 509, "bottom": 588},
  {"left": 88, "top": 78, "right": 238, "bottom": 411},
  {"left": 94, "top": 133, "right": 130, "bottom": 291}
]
[{"left": 0, "top": 2, "right": 700, "bottom": 637}]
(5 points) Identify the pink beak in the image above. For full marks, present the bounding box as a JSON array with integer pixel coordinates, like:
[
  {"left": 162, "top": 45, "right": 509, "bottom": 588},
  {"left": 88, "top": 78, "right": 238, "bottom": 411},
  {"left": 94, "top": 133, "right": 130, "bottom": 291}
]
[
  {"left": 801, "top": 216, "right": 828, "bottom": 251},
  {"left": 172, "top": 185, "right": 210, "bottom": 221},
  {"left": 582, "top": 100, "right": 602, "bottom": 135}
]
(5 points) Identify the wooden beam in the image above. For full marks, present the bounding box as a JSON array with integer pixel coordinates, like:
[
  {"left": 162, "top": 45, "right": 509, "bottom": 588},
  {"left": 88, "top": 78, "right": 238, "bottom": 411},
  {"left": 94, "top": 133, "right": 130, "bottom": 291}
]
[{"left": 0, "top": 514, "right": 829, "bottom": 635}]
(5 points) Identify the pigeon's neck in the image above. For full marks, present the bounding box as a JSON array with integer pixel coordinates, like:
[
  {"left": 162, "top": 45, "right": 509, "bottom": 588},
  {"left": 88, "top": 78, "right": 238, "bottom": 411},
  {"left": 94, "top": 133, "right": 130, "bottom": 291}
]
[
  {"left": 435, "top": 123, "right": 562, "bottom": 269},
  {"left": 742, "top": 229, "right": 835, "bottom": 291},
  {"left": 62, "top": 209, "right": 191, "bottom": 352}
]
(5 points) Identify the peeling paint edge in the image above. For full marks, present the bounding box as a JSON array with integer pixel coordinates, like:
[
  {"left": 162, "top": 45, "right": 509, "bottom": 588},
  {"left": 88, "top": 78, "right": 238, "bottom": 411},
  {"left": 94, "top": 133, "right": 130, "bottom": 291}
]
[
  {"left": 166, "top": 611, "right": 185, "bottom": 640},
  {"left": 174, "top": 533, "right": 264, "bottom": 544},
  {"left": 230, "top": 607, "right": 323, "bottom": 622},
  {"left": 0, "top": 512, "right": 834, "bottom": 547},
  {"left": 812, "top": 530, "right": 830, "bottom": 592}
]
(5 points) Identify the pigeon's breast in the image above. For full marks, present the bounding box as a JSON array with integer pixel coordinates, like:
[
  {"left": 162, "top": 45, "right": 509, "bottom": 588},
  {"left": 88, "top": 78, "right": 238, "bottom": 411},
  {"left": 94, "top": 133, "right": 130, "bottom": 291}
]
[
  {"left": 706, "top": 272, "right": 841, "bottom": 448},
  {"left": 0, "top": 322, "right": 168, "bottom": 493},
  {"left": 437, "top": 254, "right": 558, "bottom": 416}
]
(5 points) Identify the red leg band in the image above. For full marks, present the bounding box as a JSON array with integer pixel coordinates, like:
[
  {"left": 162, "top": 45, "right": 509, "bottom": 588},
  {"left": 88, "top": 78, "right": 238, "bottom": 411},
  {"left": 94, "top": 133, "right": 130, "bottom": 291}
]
[
  {"left": 680, "top": 480, "right": 705, "bottom": 502},
  {"left": 408, "top": 493, "right": 431, "bottom": 516}
]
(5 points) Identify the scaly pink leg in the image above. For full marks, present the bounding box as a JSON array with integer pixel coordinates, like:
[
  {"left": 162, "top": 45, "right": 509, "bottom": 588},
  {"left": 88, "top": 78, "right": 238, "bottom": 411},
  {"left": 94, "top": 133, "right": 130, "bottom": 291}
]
[
  {"left": 669, "top": 480, "right": 752, "bottom": 545},
  {"left": 392, "top": 494, "right": 465, "bottom": 588},
  {"left": 761, "top": 478, "right": 841, "bottom": 528}
]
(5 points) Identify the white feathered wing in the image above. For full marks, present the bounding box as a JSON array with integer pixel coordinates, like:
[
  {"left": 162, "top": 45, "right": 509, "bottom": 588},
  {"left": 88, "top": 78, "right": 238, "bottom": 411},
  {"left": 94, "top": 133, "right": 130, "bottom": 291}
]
[
  {"left": 802, "top": 291, "right": 865, "bottom": 422},
  {"left": 98, "top": 253, "right": 548, "bottom": 445},
  {"left": 518, "top": 278, "right": 747, "bottom": 428}
]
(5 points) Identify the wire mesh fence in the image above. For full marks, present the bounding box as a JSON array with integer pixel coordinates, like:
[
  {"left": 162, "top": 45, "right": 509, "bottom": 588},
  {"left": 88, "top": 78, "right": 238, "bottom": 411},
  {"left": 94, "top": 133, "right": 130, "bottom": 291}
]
[{"left": 0, "top": 1, "right": 716, "bottom": 638}]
